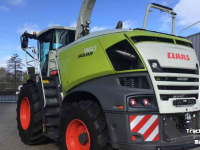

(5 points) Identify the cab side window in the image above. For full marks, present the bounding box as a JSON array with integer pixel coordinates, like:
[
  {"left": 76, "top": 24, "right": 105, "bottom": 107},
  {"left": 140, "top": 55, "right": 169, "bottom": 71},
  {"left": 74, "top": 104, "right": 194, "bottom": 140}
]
[
  {"left": 106, "top": 40, "right": 143, "bottom": 71},
  {"left": 52, "top": 29, "right": 75, "bottom": 50}
]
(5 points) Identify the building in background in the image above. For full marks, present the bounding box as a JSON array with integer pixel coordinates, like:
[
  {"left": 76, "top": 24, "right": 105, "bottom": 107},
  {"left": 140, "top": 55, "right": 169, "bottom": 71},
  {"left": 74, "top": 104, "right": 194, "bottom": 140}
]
[{"left": 187, "top": 33, "right": 200, "bottom": 61}]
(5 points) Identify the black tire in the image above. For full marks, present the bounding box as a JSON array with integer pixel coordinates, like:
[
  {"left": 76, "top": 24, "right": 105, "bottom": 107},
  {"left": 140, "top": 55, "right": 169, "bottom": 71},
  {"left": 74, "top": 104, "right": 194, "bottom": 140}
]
[
  {"left": 59, "top": 100, "right": 113, "bottom": 150},
  {"left": 17, "top": 81, "right": 44, "bottom": 145}
]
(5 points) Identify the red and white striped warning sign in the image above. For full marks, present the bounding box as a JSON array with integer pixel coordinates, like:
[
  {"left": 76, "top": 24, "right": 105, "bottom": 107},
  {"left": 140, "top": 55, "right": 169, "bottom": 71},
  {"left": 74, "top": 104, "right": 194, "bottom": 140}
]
[{"left": 130, "top": 115, "right": 159, "bottom": 141}]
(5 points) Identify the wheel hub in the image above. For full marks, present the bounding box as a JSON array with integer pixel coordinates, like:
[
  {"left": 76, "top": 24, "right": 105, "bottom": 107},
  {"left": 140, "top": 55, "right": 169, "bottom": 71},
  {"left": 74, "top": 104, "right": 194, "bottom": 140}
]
[
  {"left": 66, "top": 119, "right": 90, "bottom": 150},
  {"left": 78, "top": 132, "right": 89, "bottom": 145},
  {"left": 20, "top": 97, "right": 31, "bottom": 130}
]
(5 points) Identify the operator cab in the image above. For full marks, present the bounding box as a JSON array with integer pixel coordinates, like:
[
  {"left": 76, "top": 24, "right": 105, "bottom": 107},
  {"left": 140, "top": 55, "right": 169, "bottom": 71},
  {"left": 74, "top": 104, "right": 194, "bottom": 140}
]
[
  {"left": 37, "top": 26, "right": 76, "bottom": 75},
  {"left": 20, "top": 26, "right": 76, "bottom": 76}
]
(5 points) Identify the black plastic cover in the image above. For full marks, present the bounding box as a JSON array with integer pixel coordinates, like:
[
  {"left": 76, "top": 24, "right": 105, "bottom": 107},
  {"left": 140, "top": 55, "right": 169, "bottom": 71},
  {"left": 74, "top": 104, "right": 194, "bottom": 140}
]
[{"left": 152, "top": 3, "right": 173, "bottom": 10}]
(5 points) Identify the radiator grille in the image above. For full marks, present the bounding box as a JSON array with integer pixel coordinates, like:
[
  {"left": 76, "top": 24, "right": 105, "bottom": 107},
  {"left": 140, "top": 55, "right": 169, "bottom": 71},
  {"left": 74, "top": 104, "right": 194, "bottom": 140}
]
[
  {"left": 162, "top": 68, "right": 196, "bottom": 74},
  {"left": 155, "top": 77, "right": 199, "bottom": 82},
  {"left": 160, "top": 94, "right": 198, "bottom": 101},
  {"left": 153, "top": 67, "right": 199, "bottom": 101},
  {"left": 158, "top": 86, "right": 199, "bottom": 90}
]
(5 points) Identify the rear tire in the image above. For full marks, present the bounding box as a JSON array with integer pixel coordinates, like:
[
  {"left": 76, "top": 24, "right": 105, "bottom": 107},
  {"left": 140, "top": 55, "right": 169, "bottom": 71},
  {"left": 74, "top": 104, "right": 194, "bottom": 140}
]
[
  {"left": 59, "top": 100, "right": 113, "bottom": 150},
  {"left": 17, "top": 82, "right": 44, "bottom": 145}
]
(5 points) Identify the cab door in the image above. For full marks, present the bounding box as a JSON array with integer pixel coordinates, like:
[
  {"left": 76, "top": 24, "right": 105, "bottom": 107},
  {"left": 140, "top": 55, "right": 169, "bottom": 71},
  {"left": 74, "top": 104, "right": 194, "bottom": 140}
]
[{"left": 38, "top": 30, "right": 52, "bottom": 76}]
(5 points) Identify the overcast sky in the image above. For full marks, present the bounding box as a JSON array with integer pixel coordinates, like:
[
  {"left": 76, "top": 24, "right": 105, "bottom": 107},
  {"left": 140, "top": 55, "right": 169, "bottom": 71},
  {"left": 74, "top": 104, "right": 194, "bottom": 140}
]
[{"left": 0, "top": 0, "right": 200, "bottom": 67}]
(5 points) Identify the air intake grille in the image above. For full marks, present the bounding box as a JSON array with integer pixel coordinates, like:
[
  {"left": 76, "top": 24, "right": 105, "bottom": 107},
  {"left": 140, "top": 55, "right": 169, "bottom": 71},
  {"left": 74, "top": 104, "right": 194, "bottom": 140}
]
[
  {"left": 130, "top": 36, "right": 194, "bottom": 48},
  {"left": 176, "top": 40, "right": 193, "bottom": 48},
  {"left": 131, "top": 36, "right": 174, "bottom": 44},
  {"left": 119, "top": 76, "right": 150, "bottom": 89},
  {"left": 120, "top": 77, "right": 135, "bottom": 88}
]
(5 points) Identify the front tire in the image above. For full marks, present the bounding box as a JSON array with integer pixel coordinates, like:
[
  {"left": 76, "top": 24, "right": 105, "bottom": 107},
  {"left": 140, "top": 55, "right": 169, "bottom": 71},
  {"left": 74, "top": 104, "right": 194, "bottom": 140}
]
[
  {"left": 59, "top": 100, "right": 113, "bottom": 150},
  {"left": 17, "top": 82, "right": 44, "bottom": 145}
]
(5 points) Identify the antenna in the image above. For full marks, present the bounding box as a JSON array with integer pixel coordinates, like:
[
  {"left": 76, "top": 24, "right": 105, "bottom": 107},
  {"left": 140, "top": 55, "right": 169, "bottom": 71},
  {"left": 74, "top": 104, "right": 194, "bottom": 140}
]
[{"left": 179, "top": 20, "right": 200, "bottom": 36}]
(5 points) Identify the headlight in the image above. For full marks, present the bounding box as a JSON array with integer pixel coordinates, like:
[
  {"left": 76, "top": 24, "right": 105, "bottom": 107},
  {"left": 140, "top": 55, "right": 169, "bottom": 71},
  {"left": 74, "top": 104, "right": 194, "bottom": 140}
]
[{"left": 148, "top": 60, "right": 163, "bottom": 72}]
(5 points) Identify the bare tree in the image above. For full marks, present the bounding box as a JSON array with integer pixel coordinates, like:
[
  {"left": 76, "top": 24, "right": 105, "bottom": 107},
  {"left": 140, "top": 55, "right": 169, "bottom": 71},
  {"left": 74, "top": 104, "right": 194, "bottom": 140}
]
[
  {"left": 0, "top": 67, "right": 7, "bottom": 83},
  {"left": 6, "top": 53, "right": 24, "bottom": 89}
]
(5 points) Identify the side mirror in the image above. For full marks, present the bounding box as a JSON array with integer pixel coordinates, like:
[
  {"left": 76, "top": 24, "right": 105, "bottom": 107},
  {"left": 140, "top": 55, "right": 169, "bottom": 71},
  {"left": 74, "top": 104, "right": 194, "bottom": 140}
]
[{"left": 21, "top": 36, "right": 28, "bottom": 49}]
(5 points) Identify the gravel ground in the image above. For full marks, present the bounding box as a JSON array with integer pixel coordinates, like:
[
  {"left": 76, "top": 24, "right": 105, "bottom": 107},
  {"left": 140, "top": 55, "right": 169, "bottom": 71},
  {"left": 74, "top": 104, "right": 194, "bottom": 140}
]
[
  {"left": 0, "top": 103, "right": 200, "bottom": 150},
  {"left": 0, "top": 103, "right": 59, "bottom": 150}
]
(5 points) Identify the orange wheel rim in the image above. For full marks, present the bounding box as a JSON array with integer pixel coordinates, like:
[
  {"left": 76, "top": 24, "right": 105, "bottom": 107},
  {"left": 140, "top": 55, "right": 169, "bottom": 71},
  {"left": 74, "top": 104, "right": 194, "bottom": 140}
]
[
  {"left": 66, "top": 119, "right": 90, "bottom": 150},
  {"left": 20, "top": 97, "right": 31, "bottom": 130}
]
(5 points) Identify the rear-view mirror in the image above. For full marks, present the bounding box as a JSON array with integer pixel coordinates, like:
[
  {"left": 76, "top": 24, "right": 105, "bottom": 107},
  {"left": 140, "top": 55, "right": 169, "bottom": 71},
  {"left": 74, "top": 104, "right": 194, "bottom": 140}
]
[{"left": 21, "top": 36, "right": 28, "bottom": 49}]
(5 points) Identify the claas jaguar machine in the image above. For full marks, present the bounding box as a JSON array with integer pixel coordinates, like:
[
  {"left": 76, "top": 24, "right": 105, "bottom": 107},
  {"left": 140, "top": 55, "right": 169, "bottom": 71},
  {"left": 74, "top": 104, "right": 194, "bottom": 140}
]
[{"left": 17, "top": 1, "right": 200, "bottom": 150}]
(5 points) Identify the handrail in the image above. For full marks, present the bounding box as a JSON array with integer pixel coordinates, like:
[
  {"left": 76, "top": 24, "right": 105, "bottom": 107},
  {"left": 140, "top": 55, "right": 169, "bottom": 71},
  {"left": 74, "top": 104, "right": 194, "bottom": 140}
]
[
  {"left": 38, "top": 61, "right": 47, "bottom": 107},
  {"left": 55, "top": 53, "right": 62, "bottom": 87},
  {"left": 143, "top": 3, "right": 177, "bottom": 35},
  {"left": 24, "top": 47, "right": 46, "bottom": 107}
]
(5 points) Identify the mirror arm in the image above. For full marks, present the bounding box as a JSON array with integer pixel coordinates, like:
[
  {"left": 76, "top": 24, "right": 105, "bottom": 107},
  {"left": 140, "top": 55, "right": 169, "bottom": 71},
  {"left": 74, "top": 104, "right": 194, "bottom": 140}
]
[
  {"left": 22, "top": 47, "right": 34, "bottom": 59},
  {"left": 20, "top": 35, "right": 34, "bottom": 59},
  {"left": 22, "top": 31, "right": 37, "bottom": 39}
]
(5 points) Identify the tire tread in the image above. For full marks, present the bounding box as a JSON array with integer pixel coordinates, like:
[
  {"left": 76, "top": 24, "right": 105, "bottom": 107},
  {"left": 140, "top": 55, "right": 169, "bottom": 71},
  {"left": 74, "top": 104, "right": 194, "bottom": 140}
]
[
  {"left": 17, "top": 81, "right": 44, "bottom": 145},
  {"left": 60, "top": 99, "right": 112, "bottom": 150}
]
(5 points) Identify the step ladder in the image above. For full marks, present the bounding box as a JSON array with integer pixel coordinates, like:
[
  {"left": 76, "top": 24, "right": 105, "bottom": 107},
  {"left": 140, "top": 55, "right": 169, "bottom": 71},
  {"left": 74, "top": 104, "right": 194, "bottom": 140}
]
[{"left": 42, "top": 76, "right": 62, "bottom": 141}]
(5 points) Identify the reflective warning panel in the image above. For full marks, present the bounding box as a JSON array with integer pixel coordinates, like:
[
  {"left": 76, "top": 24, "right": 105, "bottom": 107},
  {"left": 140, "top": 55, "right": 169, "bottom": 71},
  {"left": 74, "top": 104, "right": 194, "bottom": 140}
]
[{"left": 130, "top": 115, "right": 159, "bottom": 141}]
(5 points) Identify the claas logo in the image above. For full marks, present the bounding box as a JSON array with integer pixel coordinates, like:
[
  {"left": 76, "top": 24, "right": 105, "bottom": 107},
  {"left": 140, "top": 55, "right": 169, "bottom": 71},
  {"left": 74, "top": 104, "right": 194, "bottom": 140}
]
[{"left": 167, "top": 53, "right": 190, "bottom": 61}]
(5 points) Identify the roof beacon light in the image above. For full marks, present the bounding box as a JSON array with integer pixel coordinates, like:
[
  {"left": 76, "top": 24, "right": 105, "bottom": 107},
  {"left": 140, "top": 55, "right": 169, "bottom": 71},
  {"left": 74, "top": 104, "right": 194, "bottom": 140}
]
[{"left": 33, "top": 31, "right": 37, "bottom": 35}]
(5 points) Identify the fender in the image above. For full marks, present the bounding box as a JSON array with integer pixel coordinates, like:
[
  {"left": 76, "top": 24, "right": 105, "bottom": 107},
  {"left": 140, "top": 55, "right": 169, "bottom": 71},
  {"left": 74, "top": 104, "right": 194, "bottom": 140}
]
[{"left": 62, "top": 72, "right": 155, "bottom": 112}]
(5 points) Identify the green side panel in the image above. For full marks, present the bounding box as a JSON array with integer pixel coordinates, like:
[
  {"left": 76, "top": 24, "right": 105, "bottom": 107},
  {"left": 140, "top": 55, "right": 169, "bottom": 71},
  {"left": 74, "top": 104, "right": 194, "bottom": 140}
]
[
  {"left": 26, "top": 75, "right": 30, "bottom": 81},
  {"left": 98, "top": 33, "right": 126, "bottom": 50},
  {"left": 58, "top": 38, "right": 115, "bottom": 94},
  {"left": 98, "top": 32, "right": 147, "bottom": 73},
  {"left": 126, "top": 30, "right": 192, "bottom": 43},
  {"left": 58, "top": 30, "right": 190, "bottom": 95}
]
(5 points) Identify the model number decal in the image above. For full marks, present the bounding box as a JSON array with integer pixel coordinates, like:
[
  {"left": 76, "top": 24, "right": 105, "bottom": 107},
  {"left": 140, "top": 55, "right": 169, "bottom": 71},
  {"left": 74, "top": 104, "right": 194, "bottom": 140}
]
[
  {"left": 78, "top": 46, "right": 97, "bottom": 58},
  {"left": 167, "top": 52, "right": 190, "bottom": 61},
  {"left": 84, "top": 46, "right": 97, "bottom": 53}
]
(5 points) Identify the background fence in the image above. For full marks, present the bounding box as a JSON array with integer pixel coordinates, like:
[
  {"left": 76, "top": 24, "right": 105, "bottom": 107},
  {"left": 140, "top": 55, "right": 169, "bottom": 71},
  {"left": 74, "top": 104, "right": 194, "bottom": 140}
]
[
  {"left": 0, "top": 95, "right": 18, "bottom": 102},
  {"left": 0, "top": 83, "right": 19, "bottom": 102},
  {"left": 187, "top": 32, "right": 200, "bottom": 61}
]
